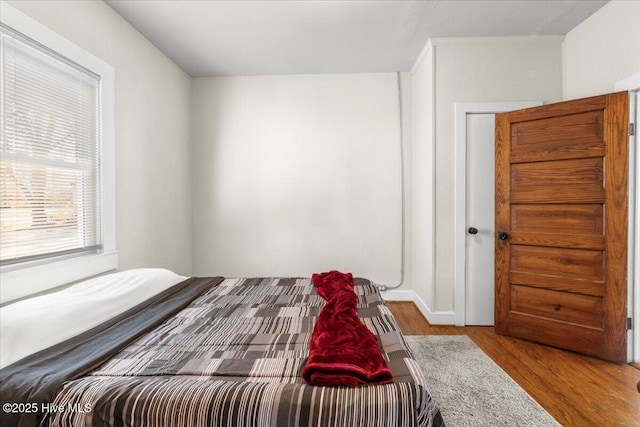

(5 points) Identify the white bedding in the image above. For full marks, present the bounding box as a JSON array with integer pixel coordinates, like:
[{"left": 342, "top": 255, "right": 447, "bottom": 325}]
[{"left": 0, "top": 268, "right": 187, "bottom": 368}]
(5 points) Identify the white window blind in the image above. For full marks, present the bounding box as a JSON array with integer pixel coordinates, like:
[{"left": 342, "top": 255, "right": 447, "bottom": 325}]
[{"left": 0, "top": 24, "right": 102, "bottom": 266}]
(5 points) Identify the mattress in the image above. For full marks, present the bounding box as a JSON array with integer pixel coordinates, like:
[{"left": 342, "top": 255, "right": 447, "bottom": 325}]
[{"left": 1, "top": 276, "right": 444, "bottom": 427}]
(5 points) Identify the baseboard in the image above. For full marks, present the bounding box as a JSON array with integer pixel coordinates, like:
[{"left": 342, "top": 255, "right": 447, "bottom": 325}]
[
  {"left": 382, "top": 289, "right": 456, "bottom": 325},
  {"left": 380, "top": 290, "right": 415, "bottom": 301},
  {"left": 412, "top": 292, "right": 456, "bottom": 325}
]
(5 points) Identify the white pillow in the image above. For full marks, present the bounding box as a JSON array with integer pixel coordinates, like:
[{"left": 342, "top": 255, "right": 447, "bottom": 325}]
[{"left": 0, "top": 268, "right": 187, "bottom": 368}]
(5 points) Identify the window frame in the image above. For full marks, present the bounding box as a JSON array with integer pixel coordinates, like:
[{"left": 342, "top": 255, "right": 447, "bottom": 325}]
[{"left": 0, "top": 2, "right": 117, "bottom": 304}]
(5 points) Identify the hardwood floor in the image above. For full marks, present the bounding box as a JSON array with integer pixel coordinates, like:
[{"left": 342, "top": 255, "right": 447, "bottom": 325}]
[{"left": 387, "top": 301, "right": 640, "bottom": 427}]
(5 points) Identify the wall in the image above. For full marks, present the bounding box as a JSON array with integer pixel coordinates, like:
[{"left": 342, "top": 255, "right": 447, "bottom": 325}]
[
  {"left": 563, "top": 0, "right": 640, "bottom": 100},
  {"left": 411, "top": 41, "right": 435, "bottom": 309},
  {"left": 399, "top": 71, "right": 414, "bottom": 293},
  {"left": 8, "top": 0, "right": 194, "bottom": 275},
  {"left": 413, "top": 37, "right": 564, "bottom": 314},
  {"left": 192, "top": 74, "right": 404, "bottom": 285}
]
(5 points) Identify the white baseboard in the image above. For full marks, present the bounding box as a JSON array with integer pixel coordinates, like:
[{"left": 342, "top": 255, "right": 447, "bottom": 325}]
[
  {"left": 412, "top": 291, "right": 456, "bottom": 325},
  {"left": 381, "top": 289, "right": 456, "bottom": 325},
  {"left": 380, "top": 290, "right": 415, "bottom": 301}
]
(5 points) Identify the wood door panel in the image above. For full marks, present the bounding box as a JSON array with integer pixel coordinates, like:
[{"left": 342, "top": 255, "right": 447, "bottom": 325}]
[
  {"left": 510, "top": 204, "right": 604, "bottom": 249},
  {"left": 510, "top": 110, "right": 604, "bottom": 163},
  {"left": 508, "top": 312, "right": 610, "bottom": 359},
  {"left": 509, "top": 232, "right": 604, "bottom": 250},
  {"left": 511, "top": 285, "right": 604, "bottom": 329},
  {"left": 511, "top": 158, "right": 604, "bottom": 204},
  {"left": 495, "top": 92, "right": 628, "bottom": 363},
  {"left": 507, "top": 96, "right": 606, "bottom": 123},
  {"left": 511, "top": 204, "right": 603, "bottom": 235},
  {"left": 511, "top": 245, "right": 604, "bottom": 282},
  {"left": 509, "top": 271, "right": 605, "bottom": 297}
]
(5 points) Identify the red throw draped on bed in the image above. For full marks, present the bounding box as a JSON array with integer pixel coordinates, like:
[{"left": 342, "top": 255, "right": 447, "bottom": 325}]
[{"left": 302, "top": 270, "right": 393, "bottom": 387}]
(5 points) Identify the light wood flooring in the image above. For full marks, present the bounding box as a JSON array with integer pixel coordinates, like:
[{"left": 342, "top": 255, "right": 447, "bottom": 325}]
[{"left": 386, "top": 301, "right": 640, "bottom": 427}]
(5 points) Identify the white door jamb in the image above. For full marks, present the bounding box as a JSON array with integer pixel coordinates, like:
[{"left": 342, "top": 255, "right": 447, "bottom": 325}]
[{"left": 615, "top": 72, "right": 640, "bottom": 362}]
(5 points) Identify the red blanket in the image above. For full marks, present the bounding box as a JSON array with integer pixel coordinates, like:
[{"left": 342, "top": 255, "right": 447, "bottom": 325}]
[{"left": 302, "top": 270, "right": 393, "bottom": 387}]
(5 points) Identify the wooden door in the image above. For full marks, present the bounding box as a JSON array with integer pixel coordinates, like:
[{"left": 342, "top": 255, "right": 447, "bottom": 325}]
[{"left": 495, "top": 92, "right": 629, "bottom": 363}]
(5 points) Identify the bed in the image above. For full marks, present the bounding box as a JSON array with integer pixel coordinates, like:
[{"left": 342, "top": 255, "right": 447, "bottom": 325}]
[{"left": 0, "top": 269, "right": 444, "bottom": 427}]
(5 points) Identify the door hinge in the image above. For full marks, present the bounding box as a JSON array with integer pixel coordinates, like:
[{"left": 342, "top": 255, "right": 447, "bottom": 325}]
[
  {"left": 630, "top": 123, "right": 636, "bottom": 136},
  {"left": 628, "top": 317, "right": 633, "bottom": 330}
]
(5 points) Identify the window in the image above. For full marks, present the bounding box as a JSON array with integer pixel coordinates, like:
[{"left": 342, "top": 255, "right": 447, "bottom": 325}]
[
  {"left": 1, "top": 26, "right": 102, "bottom": 264},
  {"left": 0, "top": 3, "right": 116, "bottom": 303}
]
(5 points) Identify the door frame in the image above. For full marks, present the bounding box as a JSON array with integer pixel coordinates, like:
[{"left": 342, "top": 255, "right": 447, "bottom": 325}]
[
  {"left": 453, "top": 101, "right": 542, "bottom": 327},
  {"left": 615, "top": 72, "right": 640, "bottom": 362}
]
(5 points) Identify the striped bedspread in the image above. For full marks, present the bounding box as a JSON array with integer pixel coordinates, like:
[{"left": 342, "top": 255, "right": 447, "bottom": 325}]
[{"left": 49, "top": 277, "right": 444, "bottom": 427}]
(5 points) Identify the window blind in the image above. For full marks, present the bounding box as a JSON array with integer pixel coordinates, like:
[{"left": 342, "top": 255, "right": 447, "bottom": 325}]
[{"left": 0, "top": 25, "right": 102, "bottom": 266}]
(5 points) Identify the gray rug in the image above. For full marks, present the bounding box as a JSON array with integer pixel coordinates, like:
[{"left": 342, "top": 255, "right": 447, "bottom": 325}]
[{"left": 405, "top": 335, "right": 560, "bottom": 427}]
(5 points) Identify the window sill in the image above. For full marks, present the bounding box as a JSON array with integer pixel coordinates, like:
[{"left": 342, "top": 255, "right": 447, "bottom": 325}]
[{"left": 0, "top": 251, "right": 119, "bottom": 304}]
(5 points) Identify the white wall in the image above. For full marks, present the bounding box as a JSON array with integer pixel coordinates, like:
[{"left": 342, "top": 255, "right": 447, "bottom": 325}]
[
  {"left": 8, "top": 1, "right": 194, "bottom": 275},
  {"left": 411, "top": 41, "right": 435, "bottom": 309},
  {"left": 192, "top": 74, "right": 404, "bottom": 285},
  {"left": 412, "top": 37, "right": 564, "bottom": 315},
  {"left": 563, "top": 0, "right": 640, "bottom": 100},
  {"left": 399, "top": 71, "right": 414, "bottom": 292}
]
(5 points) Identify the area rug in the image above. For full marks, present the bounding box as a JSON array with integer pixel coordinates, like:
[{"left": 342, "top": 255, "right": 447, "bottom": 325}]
[{"left": 405, "top": 335, "right": 560, "bottom": 427}]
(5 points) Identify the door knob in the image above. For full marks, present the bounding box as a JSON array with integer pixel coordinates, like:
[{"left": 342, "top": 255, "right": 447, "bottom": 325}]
[
  {"left": 498, "top": 232, "right": 509, "bottom": 240},
  {"left": 468, "top": 227, "right": 478, "bottom": 235}
]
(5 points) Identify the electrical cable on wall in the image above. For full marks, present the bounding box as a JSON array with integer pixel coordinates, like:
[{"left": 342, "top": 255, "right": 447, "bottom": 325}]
[{"left": 379, "top": 71, "right": 406, "bottom": 291}]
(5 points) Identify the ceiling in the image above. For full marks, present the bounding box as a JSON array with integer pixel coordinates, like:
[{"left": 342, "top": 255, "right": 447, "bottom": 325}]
[{"left": 106, "top": 0, "right": 608, "bottom": 77}]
